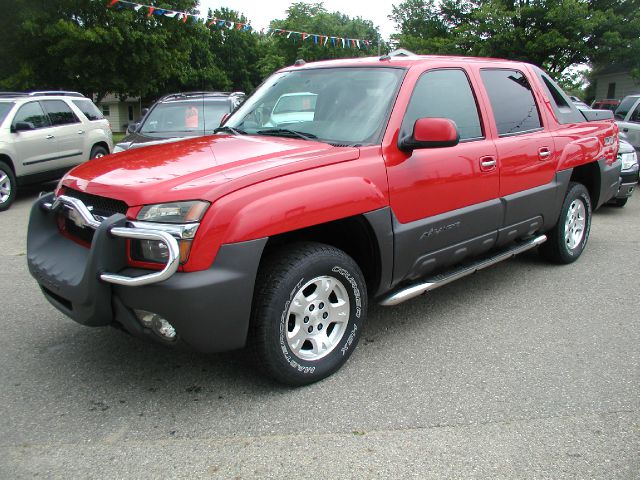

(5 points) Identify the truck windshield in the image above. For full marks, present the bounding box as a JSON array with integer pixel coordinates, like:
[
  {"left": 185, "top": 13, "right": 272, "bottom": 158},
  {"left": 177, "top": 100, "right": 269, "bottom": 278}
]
[
  {"left": 140, "top": 100, "right": 230, "bottom": 137},
  {"left": 0, "top": 102, "right": 14, "bottom": 124},
  {"left": 225, "top": 67, "right": 406, "bottom": 146}
]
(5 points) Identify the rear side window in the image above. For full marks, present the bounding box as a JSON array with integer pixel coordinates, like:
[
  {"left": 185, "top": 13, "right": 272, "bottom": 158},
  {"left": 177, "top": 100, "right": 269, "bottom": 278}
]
[
  {"left": 13, "top": 102, "right": 51, "bottom": 129},
  {"left": 536, "top": 71, "right": 585, "bottom": 124},
  {"left": 41, "top": 100, "right": 79, "bottom": 126},
  {"left": 480, "top": 69, "right": 542, "bottom": 136},
  {"left": 72, "top": 99, "right": 104, "bottom": 121},
  {"left": 402, "top": 69, "right": 483, "bottom": 141},
  {"left": 0, "top": 102, "right": 14, "bottom": 124}
]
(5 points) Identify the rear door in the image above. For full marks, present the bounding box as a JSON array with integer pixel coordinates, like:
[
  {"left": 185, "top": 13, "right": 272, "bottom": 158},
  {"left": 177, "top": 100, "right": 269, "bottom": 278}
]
[
  {"left": 10, "top": 101, "right": 57, "bottom": 176},
  {"left": 478, "top": 68, "right": 555, "bottom": 241},
  {"left": 41, "top": 100, "right": 86, "bottom": 167}
]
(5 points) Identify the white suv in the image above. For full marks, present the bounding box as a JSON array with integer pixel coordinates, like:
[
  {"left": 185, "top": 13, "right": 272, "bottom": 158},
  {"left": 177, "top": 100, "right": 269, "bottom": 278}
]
[
  {"left": 0, "top": 92, "right": 113, "bottom": 211},
  {"left": 614, "top": 94, "right": 640, "bottom": 151}
]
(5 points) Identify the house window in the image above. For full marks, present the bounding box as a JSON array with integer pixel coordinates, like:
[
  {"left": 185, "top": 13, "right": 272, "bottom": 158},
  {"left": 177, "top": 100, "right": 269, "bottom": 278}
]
[
  {"left": 101, "top": 105, "right": 110, "bottom": 116},
  {"left": 607, "top": 82, "right": 616, "bottom": 99},
  {"left": 128, "top": 105, "right": 134, "bottom": 121}
]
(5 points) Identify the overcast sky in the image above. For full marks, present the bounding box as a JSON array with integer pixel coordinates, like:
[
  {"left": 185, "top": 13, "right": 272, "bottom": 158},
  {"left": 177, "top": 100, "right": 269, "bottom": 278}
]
[{"left": 198, "top": 0, "right": 397, "bottom": 41}]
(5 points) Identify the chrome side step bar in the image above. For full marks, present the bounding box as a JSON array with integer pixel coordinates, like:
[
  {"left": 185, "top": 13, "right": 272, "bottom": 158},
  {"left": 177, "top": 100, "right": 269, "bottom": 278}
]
[{"left": 379, "top": 234, "right": 547, "bottom": 306}]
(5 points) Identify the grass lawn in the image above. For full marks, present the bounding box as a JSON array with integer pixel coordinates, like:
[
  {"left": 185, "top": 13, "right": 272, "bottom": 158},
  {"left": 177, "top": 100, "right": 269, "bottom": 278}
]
[{"left": 112, "top": 132, "right": 126, "bottom": 143}]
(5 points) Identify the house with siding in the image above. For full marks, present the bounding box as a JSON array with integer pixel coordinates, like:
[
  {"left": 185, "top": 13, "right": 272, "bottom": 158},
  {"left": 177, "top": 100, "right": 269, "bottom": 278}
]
[
  {"left": 94, "top": 94, "right": 142, "bottom": 133},
  {"left": 592, "top": 66, "right": 640, "bottom": 101}
]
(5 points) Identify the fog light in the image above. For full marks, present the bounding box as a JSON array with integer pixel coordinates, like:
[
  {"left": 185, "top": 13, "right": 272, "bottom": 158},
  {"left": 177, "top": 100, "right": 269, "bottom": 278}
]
[
  {"left": 153, "top": 316, "right": 177, "bottom": 341},
  {"left": 133, "top": 309, "right": 177, "bottom": 341}
]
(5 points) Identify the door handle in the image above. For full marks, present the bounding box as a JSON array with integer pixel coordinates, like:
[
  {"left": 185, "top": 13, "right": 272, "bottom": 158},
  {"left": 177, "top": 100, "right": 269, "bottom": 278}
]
[
  {"left": 77, "top": 130, "right": 85, "bottom": 135},
  {"left": 46, "top": 135, "right": 55, "bottom": 140},
  {"left": 623, "top": 128, "right": 629, "bottom": 132},
  {"left": 480, "top": 156, "right": 497, "bottom": 171},
  {"left": 538, "top": 147, "right": 552, "bottom": 160}
]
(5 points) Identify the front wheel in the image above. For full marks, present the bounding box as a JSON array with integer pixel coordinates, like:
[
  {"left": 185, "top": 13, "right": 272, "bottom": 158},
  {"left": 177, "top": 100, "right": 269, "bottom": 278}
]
[
  {"left": 249, "top": 242, "right": 367, "bottom": 386},
  {"left": 539, "top": 182, "right": 592, "bottom": 264}
]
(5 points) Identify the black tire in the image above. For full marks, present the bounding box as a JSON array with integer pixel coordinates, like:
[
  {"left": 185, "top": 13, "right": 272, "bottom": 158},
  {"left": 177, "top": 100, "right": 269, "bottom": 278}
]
[
  {"left": 90, "top": 145, "right": 108, "bottom": 159},
  {"left": 0, "top": 161, "right": 16, "bottom": 212},
  {"left": 249, "top": 242, "right": 367, "bottom": 386},
  {"left": 614, "top": 198, "right": 628, "bottom": 208},
  {"left": 539, "top": 182, "right": 591, "bottom": 264}
]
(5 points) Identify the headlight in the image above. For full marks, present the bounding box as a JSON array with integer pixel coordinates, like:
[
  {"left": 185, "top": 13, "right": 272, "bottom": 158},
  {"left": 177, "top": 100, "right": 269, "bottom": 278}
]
[
  {"left": 137, "top": 201, "right": 209, "bottom": 224},
  {"left": 132, "top": 201, "right": 210, "bottom": 264},
  {"left": 619, "top": 152, "right": 638, "bottom": 171}
]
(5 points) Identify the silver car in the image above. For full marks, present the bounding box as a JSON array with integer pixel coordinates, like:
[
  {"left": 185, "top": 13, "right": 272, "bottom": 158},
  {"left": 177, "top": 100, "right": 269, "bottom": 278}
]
[
  {"left": 614, "top": 94, "right": 640, "bottom": 150},
  {"left": 0, "top": 92, "right": 113, "bottom": 211}
]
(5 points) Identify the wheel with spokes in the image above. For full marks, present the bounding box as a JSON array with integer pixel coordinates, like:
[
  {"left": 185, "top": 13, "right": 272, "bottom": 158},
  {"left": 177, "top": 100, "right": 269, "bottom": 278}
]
[
  {"left": 249, "top": 242, "right": 367, "bottom": 386},
  {"left": 539, "top": 182, "right": 591, "bottom": 264},
  {"left": 0, "top": 161, "right": 16, "bottom": 212}
]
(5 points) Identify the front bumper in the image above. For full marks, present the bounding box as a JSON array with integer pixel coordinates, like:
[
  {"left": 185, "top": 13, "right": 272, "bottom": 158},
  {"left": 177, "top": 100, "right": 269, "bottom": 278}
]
[
  {"left": 27, "top": 193, "right": 267, "bottom": 353},
  {"left": 615, "top": 165, "right": 639, "bottom": 199}
]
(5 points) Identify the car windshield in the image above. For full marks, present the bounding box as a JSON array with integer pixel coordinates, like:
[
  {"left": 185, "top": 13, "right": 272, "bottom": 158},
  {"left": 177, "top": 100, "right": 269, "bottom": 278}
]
[
  {"left": 225, "top": 67, "right": 406, "bottom": 146},
  {"left": 140, "top": 100, "right": 230, "bottom": 137},
  {"left": 0, "top": 102, "right": 14, "bottom": 124},
  {"left": 614, "top": 96, "right": 639, "bottom": 120}
]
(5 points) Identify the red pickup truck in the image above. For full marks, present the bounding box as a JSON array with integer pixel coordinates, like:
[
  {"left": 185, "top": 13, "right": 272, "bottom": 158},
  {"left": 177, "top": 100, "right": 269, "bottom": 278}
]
[{"left": 27, "top": 56, "right": 620, "bottom": 385}]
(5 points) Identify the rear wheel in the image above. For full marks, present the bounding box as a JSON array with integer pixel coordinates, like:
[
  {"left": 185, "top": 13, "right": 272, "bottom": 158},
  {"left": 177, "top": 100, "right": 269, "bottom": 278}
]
[
  {"left": 249, "top": 242, "right": 367, "bottom": 386},
  {"left": 90, "top": 145, "right": 108, "bottom": 159},
  {"left": 539, "top": 182, "right": 591, "bottom": 264},
  {"left": 0, "top": 161, "right": 16, "bottom": 212}
]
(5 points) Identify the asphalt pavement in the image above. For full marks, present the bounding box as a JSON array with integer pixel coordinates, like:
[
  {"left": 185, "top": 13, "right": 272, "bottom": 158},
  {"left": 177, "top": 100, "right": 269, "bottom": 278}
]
[{"left": 0, "top": 185, "right": 638, "bottom": 479}]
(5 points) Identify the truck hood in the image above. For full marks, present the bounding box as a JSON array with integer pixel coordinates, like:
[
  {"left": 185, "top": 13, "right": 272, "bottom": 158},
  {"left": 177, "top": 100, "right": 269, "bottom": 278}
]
[{"left": 61, "top": 135, "right": 360, "bottom": 206}]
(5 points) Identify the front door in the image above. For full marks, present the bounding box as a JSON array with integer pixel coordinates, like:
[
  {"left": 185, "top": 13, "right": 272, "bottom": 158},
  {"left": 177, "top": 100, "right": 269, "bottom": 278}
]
[
  {"left": 385, "top": 68, "right": 501, "bottom": 282},
  {"left": 10, "top": 101, "right": 58, "bottom": 176}
]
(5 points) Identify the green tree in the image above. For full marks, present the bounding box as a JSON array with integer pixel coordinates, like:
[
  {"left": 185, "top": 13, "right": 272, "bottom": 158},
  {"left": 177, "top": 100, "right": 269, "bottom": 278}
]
[
  {"left": 0, "top": 0, "right": 229, "bottom": 99},
  {"left": 267, "top": 2, "right": 382, "bottom": 68}
]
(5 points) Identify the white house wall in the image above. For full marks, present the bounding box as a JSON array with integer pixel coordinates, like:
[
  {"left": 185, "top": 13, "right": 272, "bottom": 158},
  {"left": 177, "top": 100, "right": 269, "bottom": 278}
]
[{"left": 595, "top": 72, "right": 640, "bottom": 100}]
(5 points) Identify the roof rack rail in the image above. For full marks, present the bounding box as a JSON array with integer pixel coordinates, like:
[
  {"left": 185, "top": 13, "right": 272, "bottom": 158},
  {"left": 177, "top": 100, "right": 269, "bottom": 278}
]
[
  {"left": 0, "top": 92, "right": 29, "bottom": 98},
  {"left": 158, "top": 91, "right": 235, "bottom": 101},
  {"left": 28, "top": 91, "right": 85, "bottom": 98},
  {"left": 230, "top": 91, "right": 246, "bottom": 97}
]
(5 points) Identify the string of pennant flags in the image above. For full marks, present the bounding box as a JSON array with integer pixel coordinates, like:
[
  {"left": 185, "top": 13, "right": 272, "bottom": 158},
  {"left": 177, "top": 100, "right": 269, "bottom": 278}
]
[{"left": 107, "top": 0, "right": 374, "bottom": 49}]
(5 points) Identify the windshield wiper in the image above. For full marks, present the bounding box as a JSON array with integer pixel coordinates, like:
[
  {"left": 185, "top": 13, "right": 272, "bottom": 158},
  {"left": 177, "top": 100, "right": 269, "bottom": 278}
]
[
  {"left": 255, "top": 129, "right": 317, "bottom": 141},
  {"left": 213, "top": 126, "right": 247, "bottom": 135}
]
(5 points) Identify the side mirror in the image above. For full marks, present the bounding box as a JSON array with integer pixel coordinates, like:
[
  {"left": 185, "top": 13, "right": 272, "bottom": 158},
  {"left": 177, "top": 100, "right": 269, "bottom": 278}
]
[
  {"left": 13, "top": 121, "right": 35, "bottom": 132},
  {"left": 399, "top": 117, "right": 460, "bottom": 152},
  {"left": 126, "top": 122, "right": 139, "bottom": 134},
  {"left": 141, "top": 108, "right": 149, "bottom": 116}
]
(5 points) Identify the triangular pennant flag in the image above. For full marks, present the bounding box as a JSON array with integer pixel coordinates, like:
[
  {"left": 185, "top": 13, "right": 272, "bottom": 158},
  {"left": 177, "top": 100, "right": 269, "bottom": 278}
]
[
  {"left": 108, "top": 0, "right": 119, "bottom": 7},
  {"left": 146, "top": 6, "right": 154, "bottom": 17},
  {"left": 134, "top": 5, "right": 143, "bottom": 11}
]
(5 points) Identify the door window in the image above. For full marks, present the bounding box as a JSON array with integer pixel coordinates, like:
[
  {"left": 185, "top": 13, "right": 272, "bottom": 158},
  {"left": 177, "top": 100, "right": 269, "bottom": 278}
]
[
  {"left": 41, "top": 100, "right": 80, "bottom": 126},
  {"left": 12, "top": 102, "right": 51, "bottom": 129},
  {"left": 630, "top": 104, "right": 640, "bottom": 123},
  {"left": 402, "top": 69, "right": 483, "bottom": 141},
  {"left": 480, "top": 69, "right": 542, "bottom": 136}
]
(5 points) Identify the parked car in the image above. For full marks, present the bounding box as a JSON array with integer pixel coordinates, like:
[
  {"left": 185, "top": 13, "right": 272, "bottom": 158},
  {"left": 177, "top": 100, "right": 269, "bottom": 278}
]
[
  {"left": 609, "top": 136, "right": 639, "bottom": 207},
  {"left": 614, "top": 94, "right": 640, "bottom": 150},
  {"left": 0, "top": 92, "right": 112, "bottom": 211},
  {"left": 113, "top": 91, "right": 245, "bottom": 152},
  {"left": 591, "top": 99, "right": 620, "bottom": 111},
  {"left": 28, "top": 56, "right": 620, "bottom": 385}
]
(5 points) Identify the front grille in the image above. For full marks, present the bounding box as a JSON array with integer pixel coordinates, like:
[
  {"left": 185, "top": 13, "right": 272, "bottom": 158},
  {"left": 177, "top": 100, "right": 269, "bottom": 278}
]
[
  {"left": 61, "top": 187, "right": 128, "bottom": 218},
  {"left": 58, "top": 188, "right": 129, "bottom": 245}
]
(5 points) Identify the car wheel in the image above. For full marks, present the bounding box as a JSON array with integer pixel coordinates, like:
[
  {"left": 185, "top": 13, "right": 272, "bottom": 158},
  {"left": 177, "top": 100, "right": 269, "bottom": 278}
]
[
  {"left": 90, "top": 145, "right": 108, "bottom": 159},
  {"left": 0, "top": 161, "right": 16, "bottom": 212},
  {"left": 539, "top": 182, "right": 591, "bottom": 264},
  {"left": 249, "top": 242, "right": 367, "bottom": 386},
  {"left": 613, "top": 198, "right": 628, "bottom": 208}
]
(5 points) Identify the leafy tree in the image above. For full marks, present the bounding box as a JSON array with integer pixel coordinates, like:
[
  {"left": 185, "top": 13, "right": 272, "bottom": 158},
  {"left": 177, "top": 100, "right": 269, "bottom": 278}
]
[
  {"left": 0, "top": 0, "right": 230, "bottom": 99},
  {"left": 389, "top": 0, "right": 640, "bottom": 77},
  {"left": 267, "top": 3, "right": 382, "bottom": 68}
]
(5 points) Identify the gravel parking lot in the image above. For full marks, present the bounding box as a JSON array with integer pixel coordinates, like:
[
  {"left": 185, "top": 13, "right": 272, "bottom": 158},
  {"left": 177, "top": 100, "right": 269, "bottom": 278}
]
[{"left": 1, "top": 186, "right": 638, "bottom": 479}]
